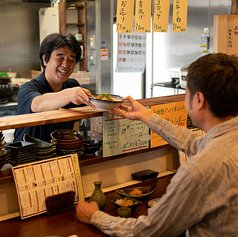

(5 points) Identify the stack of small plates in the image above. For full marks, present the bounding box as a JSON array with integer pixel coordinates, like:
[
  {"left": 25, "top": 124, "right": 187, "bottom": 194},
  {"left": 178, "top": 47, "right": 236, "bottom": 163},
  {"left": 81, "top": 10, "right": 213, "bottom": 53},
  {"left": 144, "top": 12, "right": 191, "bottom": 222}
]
[
  {"left": 23, "top": 134, "right": 57, "bottom": 160},
  {"left": 0, "top": 131, "right": 11, "bottom": 169},
  {"left": 0, "top": 76, "right": 11, "bottom": 85},
  {"left": 5, "top": 141, "right": 37, "bottom": 166}
]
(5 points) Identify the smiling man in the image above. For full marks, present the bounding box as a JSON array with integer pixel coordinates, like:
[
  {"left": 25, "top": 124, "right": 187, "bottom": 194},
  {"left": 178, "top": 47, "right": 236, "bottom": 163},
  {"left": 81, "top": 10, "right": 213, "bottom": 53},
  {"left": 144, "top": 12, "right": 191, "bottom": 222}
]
[{"left": 14, "top": 33, "right": 93, "bottom": 142}]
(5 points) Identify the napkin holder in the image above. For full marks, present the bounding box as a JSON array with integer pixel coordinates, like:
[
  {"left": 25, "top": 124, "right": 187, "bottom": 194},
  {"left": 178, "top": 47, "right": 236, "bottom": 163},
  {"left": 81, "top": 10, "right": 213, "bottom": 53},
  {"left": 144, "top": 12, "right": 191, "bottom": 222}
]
[{"left": 45, "top": 191, "right": 75, "bottom": 216}]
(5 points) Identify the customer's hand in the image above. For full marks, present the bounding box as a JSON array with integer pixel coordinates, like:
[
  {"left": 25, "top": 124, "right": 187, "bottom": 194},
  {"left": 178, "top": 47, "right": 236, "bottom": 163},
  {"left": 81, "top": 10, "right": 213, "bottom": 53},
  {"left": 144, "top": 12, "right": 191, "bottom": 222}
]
[
  {"left": 110, "top": 96, "right": 153, "bottom": 124},
  {"left": 76, "top": 201, "right": 99, "bottom": 224}
]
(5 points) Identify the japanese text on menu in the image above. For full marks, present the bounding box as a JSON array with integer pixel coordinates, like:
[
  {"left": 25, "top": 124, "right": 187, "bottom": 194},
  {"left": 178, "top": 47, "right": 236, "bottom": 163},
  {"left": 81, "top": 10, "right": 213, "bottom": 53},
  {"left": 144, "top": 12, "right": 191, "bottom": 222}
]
[
  {"left": 153, "top": 0, "right": 170, "bottom": 32},
  {"left": 103, "top": 112, "right": 149, "bottom": 157},
  {"left": 172, "top": 0, "right": 188, "bottom": 32},
  {"left": 116, "top": 0, "right": 134, "bottom": 33},
  {"left": 12, "top": 154, "right": 83, "bottom": 219},
  {"left": 135, "top": 0, "right": 151, "bottom": 33}
]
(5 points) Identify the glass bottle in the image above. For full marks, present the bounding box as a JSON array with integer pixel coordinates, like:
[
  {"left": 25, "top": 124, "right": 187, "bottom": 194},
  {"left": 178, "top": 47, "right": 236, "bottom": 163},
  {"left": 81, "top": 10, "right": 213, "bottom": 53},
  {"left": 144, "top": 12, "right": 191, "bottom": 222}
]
[{"left": 90, "top": 181, "right": 106, "bottom": 210}]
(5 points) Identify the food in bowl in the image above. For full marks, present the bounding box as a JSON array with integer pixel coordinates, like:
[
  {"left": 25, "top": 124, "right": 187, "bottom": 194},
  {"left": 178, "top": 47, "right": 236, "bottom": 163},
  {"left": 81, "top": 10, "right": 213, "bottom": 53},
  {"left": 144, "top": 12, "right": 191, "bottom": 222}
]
[
  {"left": 89, "top": 93, "right": 124, "bottom": 111},
  {"left": 116, "top": 183, "right": 158, "bottom": 201},
  {"left": 111, "top": 197, "right": 142, "bottom": 211}
]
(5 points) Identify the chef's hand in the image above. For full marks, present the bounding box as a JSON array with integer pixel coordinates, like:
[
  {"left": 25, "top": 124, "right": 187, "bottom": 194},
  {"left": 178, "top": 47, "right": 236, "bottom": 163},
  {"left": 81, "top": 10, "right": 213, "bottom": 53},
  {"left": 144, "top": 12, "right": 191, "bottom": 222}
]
[
  {"left": 65, "top": 87, "right": 94, "bottom": 108},
  {"left": 110, "top": 96, "right": 154, "bottom": 124},
  {"left": 76, "top": 201, "right": 99, "bottom": 224}
]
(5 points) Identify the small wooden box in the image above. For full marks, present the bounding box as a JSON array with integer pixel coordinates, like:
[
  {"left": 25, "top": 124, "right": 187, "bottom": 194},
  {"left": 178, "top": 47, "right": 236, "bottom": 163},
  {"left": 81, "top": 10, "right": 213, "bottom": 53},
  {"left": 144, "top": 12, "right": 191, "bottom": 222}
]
[{"left": 213, "top": 15, "right": 238, "bottom": 55}]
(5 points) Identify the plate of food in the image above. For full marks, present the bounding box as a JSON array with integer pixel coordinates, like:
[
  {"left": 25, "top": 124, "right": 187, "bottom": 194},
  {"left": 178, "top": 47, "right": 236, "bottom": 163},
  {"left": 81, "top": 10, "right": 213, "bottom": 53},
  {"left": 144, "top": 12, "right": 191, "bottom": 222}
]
[
  {"left": 116, "top": 184, "right": 158, "bottom": 201},
  {"left": 89, "top": 93, "right": 124, "bottom": 111},
  {"left": 111, "top": 197, "right": 142, "bottom": 211}
]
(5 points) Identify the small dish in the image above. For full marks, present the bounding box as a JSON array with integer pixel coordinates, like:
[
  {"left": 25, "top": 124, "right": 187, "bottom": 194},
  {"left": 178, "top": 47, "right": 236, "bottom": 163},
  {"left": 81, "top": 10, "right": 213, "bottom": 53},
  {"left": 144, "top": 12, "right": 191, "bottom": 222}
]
[
  {"left": 148, "top": 198, "right": 160, "bottom": 208},
  {"left": 83, "top": 139, "right": 102, "bottom": 154},
  {"left": 117, "top": 207, "right": 131, "bottom": 218},
  {"left": 89, "top": 94, "right": 124, "bottom": 111},
  {"left": 111, "top": 197, "right": 142, "bottom": 211},
  {"left": 116, "top": 183, "right": 158, "bottom": 201}
]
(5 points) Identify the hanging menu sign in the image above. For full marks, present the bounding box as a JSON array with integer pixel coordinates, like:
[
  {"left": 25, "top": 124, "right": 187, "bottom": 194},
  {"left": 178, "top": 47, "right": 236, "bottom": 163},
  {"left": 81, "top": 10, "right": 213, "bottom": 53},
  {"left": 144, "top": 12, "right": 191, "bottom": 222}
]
[
  {"left": 116, "top": 0, "right": 134, "bottom": 33},
  {"left": 150, "top": 101, "right": 188, "bottom": 148},
  {"left": 153, "top": 0, "right": 170, "bottom": 32},
  {"left": 135, "top": 0, "right": 151, "bottom": 33},
  {"left": 116, "top": 32, "right": 146, "bottom": 73},
  {"left": 172, "top": 0, "right": 188, "bottom": 32},
  {"left": 103, "top": 112, "right": 149, "bottom": 158},
  {"left": 12, "top": 154, "right": 84, "bottom": 219}
]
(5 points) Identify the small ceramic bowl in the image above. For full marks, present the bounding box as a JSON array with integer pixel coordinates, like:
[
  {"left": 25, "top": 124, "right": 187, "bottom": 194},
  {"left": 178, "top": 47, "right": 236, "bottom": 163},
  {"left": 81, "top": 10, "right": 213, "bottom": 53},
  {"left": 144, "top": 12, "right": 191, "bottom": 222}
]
[
  {"left": 51, "top": 129, "right": 84, "bottom": 142},
  {"left": 83, "top": 139, "right": 102, "bottom": 154},
  {"left": 89, "top": 94, "right": 124, "bottom": 111},
  {"left": 117, "top": 207, "right": 131, "bottom": 218}
]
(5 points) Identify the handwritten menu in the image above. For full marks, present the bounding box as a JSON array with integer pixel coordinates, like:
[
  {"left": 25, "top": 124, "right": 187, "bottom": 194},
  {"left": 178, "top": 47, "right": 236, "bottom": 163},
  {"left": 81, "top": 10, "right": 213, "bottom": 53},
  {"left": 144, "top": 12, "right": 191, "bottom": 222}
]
[
  {"left": 172, "top": 0, "right": 188, "bottom": 32},
  {"left": 150, "top": 101, "right": 188, "bottom": 148},
  {"left": 116, "top": 32, "right": 146, "bottom": 73},
  {"left": 12, "top": 154, "right": 84, "bottom": 219},
  {"left": 135, "top": 0, "right": 151, "bottom": 33},
  {"left": 153, "top": 0, "right": 170, "bottom": 32},
  {"left": 228, "top": 26, "right": 238, "bottom": 49},
  {"left": 116, "top": 0, "right": 134, "bottom": 33},
  {"left": 103, "top": 112, "right": 149, "bottom": 157}
]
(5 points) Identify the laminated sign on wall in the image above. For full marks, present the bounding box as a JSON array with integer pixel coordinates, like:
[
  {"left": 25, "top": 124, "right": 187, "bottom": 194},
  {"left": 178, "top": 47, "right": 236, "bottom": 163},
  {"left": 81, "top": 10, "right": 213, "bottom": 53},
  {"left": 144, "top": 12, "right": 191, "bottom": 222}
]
[
  {"left": 150, "top": 101, "right": 188, "bottom": 148},
  {"left": 116, "top": 32, "right": 146, "bottom": 73}
]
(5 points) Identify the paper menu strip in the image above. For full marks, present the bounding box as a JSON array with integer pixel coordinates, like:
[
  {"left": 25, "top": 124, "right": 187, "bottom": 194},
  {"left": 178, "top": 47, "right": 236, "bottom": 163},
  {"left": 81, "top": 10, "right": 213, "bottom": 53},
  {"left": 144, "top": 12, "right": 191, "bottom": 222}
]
[
  {"left": 150, "top": 101, "right": 188, "bottom": 148},
  {"left": 135, "top": 0, "right": 151, "bottom": 33},
  {"left": 12, "top": 154, "right": 84, "bottom": 219},
  {"left": 103, "top": 112, "right": 149, "bottom": 158},
  {"left": 172, "top": 0, "right": 188, "bottom": 32},
  {"left": 153, "top": 0, "right": 170, "bottom": 32},
  {"left": 116, "top": 0, "right": 134, "bottom": 33}
]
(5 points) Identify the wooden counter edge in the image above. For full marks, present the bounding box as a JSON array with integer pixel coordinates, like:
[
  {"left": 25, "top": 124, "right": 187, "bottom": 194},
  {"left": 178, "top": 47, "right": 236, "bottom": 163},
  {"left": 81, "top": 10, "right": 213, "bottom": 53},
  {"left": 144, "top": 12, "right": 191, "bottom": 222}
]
[{"left": 0, "top": 94, "right": 185, "bottom": 131}]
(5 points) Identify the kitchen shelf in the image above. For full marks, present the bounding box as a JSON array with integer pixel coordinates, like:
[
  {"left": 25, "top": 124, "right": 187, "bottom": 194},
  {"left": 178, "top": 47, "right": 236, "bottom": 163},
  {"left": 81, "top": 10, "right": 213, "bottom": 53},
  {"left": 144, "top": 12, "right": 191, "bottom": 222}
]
[{"left": 59, "top": 2, "right": 87, "bottom": 71}]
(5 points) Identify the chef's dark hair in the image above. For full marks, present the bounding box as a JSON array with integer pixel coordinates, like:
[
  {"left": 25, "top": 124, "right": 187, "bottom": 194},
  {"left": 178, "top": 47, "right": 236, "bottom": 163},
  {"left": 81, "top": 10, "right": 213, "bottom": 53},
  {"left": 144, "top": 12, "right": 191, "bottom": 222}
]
[
  {"left": 39, "top": 33, "right": 81, "bottom": 69},
  {"left": 186, "top": 53, "right": 238, "bottom": 118}
]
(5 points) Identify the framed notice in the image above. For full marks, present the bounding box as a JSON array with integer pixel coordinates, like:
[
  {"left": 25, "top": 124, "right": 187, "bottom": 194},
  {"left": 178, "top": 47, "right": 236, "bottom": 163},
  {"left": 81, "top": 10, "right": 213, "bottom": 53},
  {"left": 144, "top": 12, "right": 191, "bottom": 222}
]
[
  {"left": 103, "top": 112, "right": 149, "bottom": 158},
  {"left": 12, "top": 154, "right": 84, "bottom": 219},
  {"left": 150, "top": 101, "right": 188, "bottom": 148}
]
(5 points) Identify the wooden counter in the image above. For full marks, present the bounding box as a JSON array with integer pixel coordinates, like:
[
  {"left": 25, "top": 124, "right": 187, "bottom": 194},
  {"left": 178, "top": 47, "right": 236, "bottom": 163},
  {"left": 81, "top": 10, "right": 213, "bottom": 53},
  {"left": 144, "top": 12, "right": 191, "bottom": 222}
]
[
  {"left": 0, "top": 94, "right": 185, "bottom": 185},
  {"left": 0, "top": 94, "right": 185, "bottom": 131},
  {"left": 0, "top": 175, "right": 174, "bottom": 237}
]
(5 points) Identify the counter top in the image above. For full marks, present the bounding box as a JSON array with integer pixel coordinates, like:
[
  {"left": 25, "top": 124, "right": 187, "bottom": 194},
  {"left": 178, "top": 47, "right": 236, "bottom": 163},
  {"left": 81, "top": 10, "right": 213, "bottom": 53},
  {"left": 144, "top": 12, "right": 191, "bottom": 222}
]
[
  {"left": 0, "top": 94, "right": 185, "bottom": 131},
  {"left": 0, "top": 175, "right": 174, "bottom": 237}
]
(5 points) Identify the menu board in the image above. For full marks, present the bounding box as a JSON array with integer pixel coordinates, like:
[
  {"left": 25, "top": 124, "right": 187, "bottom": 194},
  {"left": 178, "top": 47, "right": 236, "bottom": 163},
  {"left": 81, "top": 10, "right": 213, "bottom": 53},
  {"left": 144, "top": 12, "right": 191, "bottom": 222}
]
[
  {"left": 150, "top": 101, "right": 188, "bottom": 148},
  {"left": 12, "top": 154, "right": 84, "bottom": 219},
  {"left": 153, "top": 0, "right": 170, "bottom": 32},
  {"left": 172, "top": 0, "right": 188, "bottom": 32},
  {"left": 116, "top": 0, "right": 134, "bottom": 33},
  {"left": 103, "top": 112, "right": 149, "bottom": 158}
]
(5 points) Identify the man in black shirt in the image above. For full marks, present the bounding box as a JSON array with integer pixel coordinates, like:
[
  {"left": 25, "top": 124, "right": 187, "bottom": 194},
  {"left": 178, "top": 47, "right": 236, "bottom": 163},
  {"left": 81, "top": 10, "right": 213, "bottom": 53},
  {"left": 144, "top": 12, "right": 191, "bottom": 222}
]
[{"left": 14, "top": 33, "right": 93, "bottom": 142}]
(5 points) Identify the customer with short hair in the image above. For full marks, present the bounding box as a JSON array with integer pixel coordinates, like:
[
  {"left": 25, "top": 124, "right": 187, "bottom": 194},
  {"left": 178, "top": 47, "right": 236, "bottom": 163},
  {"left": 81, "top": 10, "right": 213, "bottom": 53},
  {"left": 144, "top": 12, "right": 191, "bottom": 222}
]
[
  {"left": 76, "top": 53, "right": 238, "bottom": 236},
  {"left": 14, "top": 33, "right": 93, "bottom": 142}
]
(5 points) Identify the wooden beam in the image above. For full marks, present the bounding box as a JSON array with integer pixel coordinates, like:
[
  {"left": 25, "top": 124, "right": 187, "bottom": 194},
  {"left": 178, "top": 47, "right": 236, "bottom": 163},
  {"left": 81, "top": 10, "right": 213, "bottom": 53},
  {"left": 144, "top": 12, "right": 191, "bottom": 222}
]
[{"left": 231, "top": 0, "right": 238, "bottom": 15}]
